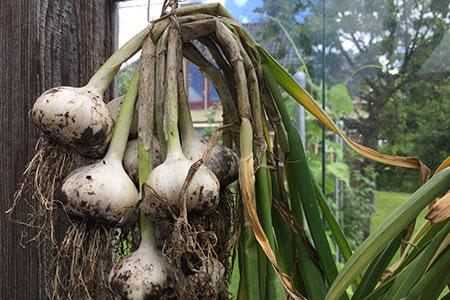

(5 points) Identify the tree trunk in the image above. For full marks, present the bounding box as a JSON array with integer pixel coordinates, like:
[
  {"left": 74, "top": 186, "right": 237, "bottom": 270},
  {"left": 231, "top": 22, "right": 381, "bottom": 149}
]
[{"left": 0, "top": 1, "right": 116, "bottom": 298}]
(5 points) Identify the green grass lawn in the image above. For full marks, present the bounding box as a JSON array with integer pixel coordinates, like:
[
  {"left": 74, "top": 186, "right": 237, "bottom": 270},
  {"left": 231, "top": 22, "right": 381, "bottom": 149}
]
[{"left": 371, "top": 191, "right": 427, "bottom": 233}]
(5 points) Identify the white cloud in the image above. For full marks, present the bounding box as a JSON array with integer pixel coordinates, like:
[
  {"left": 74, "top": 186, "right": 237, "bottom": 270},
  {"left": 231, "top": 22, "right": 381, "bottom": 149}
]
[
  {"left": 234, "top": 0, "right": 248, "bottom": 7},
  {"left": 241, "top": 15, "right": 249, "bottom": 23}
]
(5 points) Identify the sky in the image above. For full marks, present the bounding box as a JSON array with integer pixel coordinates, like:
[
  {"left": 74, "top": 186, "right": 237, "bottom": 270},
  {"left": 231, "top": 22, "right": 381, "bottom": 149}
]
[{"left": 118, "top": 0, "right": 263, "bottom": 48}]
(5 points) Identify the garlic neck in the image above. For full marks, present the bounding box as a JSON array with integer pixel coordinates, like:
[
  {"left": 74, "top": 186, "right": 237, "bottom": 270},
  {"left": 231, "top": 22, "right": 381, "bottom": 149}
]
[
  {"left": 165, "top": 124, "right": 184, "bottom": 158},
  {"left": 178, "top": 94, "right": 198, "bottom": 145},
  {"left": 164, "top": 27, "right": 184, "bottom": 160},
  {"left": 139, "top": 212, "right": 157, "bottom": 252},
  {"left": 165, "top": 144, "right": 185, "bottom": 160},
  {"left": 88, "top": 26, "right": 151, "bottom": 94},
  {"left": 177, "top": 58, "right": 200, "bottom": 145}
]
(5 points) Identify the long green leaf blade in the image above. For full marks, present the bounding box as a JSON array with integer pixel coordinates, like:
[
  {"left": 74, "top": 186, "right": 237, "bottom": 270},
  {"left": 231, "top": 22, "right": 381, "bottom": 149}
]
[
  {"left": 241, "top": 221, "right": 261, "bottom": 300},
  {"left": 362, "top": 276, "right": 396, "bottom": 300},
  {"left": 270, "top": 169, "right": 310, "bottom": 296},
  {"left": 386, "top": 221, "right": 450, "bottom": 299},
  {"left": 270, "top": 170, "right": 295, "bottom": 275},
  {"left": 257, "top": 46, "right": 428, "bottom": 175},
  {"left": 352, "top": 230, "right": 405, "bottom": 299},
  {"left": 406, "top": 247, "right": 450, "bottom": 299},
  {"left": 325, "top": 167, "right": 450, "bottom": 300},
  {"left": 255, "top": 153, "right": 284, "bottom": 299}
]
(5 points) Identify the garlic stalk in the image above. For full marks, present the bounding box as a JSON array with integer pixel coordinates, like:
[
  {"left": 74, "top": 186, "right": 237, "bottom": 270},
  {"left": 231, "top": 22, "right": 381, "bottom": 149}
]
[
  {"left": 111, "top": 34, "right": 172, "bottom": 296},
  {"left": 32, "top": 27, "right": 151, "bottom": 158}
]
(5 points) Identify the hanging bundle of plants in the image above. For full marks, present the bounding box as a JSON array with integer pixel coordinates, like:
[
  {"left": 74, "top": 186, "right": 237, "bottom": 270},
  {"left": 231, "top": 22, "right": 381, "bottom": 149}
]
[{"left": 10, "top": 1, "right": 449, "bottom": 299}]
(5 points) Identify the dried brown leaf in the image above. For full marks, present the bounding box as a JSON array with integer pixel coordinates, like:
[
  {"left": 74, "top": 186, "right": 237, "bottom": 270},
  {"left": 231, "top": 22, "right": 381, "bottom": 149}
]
[{"left": 426, "top": 191, "right": 450, "bottom": 224}]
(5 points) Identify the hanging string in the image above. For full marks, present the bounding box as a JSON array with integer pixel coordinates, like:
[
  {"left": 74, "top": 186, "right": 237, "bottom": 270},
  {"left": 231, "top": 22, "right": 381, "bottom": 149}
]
[{"left": 145, "top": 0, "right": 181, "bottom": 26}]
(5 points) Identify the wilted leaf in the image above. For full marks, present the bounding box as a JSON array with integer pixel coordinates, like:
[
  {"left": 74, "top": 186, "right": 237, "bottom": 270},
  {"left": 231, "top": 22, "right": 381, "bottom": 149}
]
[{"left": 426, "top": 191, "right": 450, "bottom": 224}]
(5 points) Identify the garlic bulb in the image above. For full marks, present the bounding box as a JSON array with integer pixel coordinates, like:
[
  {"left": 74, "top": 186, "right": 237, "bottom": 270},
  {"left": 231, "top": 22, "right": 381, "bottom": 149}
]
[
  {"left": 62, "top": 158, "right": 138, "bottom": 224},
  {"left": 32, "top": 86, "right": 113, "bottom": 158},
  {"left": 182, "top": 138, "right": 239, "bottom": 187},
  {"left": 194, "top": 258, "right": 225, "bottom": 289},
  {"left": 107, "top": 96, "right": 139, "bottom": 136},
  {"left": 31, "top": 27, "right": 150, "bottom": 158},
  {"left": 110, "top": 214, "right": 171, "bottom": 299},
  {"left": 142, "top": 147, "right": 220, "bottom": 219},
  {"left": 61, "top": 70, "right": 141, "bottom": 225},
  {"left": 187, "top": 258, "right": 225, "bottom": 297}
]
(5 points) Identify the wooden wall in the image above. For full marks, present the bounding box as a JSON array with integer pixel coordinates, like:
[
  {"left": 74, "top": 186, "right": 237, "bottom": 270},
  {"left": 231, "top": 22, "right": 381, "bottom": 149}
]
[{"left": 0, "top": 1, "right": 116, "bottom": 297}]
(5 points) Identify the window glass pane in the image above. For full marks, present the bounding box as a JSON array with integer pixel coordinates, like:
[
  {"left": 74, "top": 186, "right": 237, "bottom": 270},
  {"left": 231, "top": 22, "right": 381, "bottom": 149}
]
[
  {"left": 187, "top": 62, "right": 204, "bottom": 104},
  {"left": 209, "top": 81, "right": 220, "bottom": 103},
  {"left": 117, "top": 0, "right": 450, "bottom": 252}
]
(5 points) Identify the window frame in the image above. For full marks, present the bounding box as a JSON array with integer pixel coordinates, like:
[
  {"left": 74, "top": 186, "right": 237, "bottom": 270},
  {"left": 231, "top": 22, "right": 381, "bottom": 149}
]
[{"left": 184, "top": 60, "right": 218, "bottom": 110}]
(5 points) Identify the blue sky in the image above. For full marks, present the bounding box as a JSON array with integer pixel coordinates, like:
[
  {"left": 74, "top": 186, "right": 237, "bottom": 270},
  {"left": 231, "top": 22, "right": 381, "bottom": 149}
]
[
  {"left": 219, "top": 0, "right": 264, "bottom": 23},
  {"left": 118, "top": 0, "right": 264, "bottom": 48}
]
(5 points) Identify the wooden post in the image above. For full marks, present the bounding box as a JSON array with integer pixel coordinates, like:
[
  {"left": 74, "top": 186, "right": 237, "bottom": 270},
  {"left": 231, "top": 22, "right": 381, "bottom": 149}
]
[{"left": 0, "top": 1, "right": 116, "bottom": 298}]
